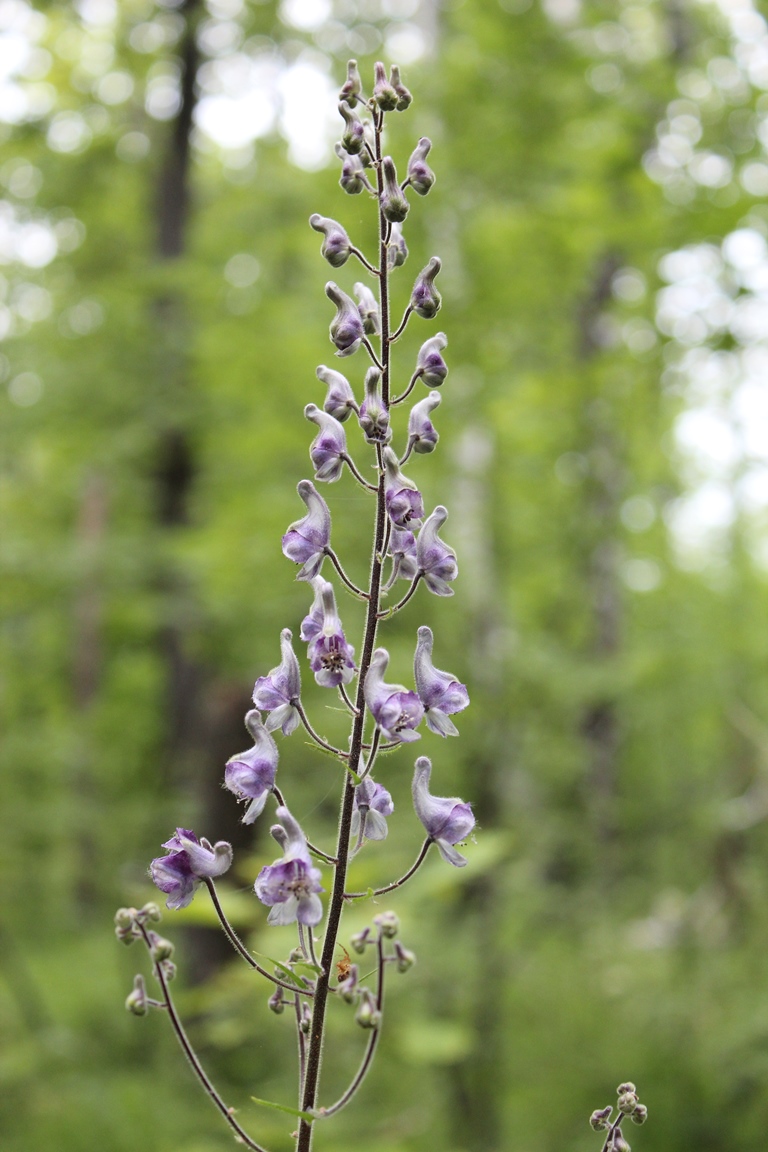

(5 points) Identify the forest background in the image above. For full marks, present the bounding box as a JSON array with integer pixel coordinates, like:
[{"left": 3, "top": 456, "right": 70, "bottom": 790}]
[{"left": 4, "top": 0, "right": 768, "bottom": 1149}]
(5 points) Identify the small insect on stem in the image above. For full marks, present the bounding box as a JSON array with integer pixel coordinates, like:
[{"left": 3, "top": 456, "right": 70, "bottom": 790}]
[{"left": 336, "top": 946, "right": 353, "bottom": 981}]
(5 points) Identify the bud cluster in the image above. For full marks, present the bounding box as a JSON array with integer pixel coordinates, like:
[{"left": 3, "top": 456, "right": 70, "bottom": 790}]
[{"left": 590, "top": 1083, "right": 649, "bottom": 1152}]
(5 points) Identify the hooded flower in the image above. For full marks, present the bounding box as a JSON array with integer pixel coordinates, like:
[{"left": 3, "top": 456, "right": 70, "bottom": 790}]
[
  {"left": 339, "top": 58, "right": 362, "bottom": 106},
  {"left": 372, "top": 60, "right": 398, "bottom": 110},
  {"left": 358, "top": 367, "right": 391, "bottom": 444},
  {"left": 383, "top": 446, "right": 424, "bottom": 530},
  {"left": 412, "top": 757, "right": 474, "bottom": 866},
  {"left": 305, "top": 403, "right": 347, "bottom": 482},
  {"left": 351, "top": 777, "right": 394, "bottom": 841},
  {"left": 326, "top": 281, "right": 364, "bottom": 357},
  {"left": 354, "top": 282, "right": 380, "bottom": 336},
  {"left": 364, "top": 647, "right": 423, "bottom": 743},
  {"left": 224, "top": 710, "right": 279, "bottom": 822},
  {"left": 338, "top": 101, "right": 365, "bottom": 153},
  {"left": 335, "top": 143, "right": 370, "bottom": 195},
  {"left": 282, "top": 480, "right": 331, "bottom": 580},
  {"left": 416, "top": 505, "right": 457, "bottom": 596},
  {"left": 389, "top": 526, "right": 419, "bottom": 583},
  {"left": 407, "top": 137, "right": 435, "bottom": 195},
  {"left": 254, "top": 807, "right": 324, "bottom": 926},
  {"left": 380, "top": 156, "right": 409, "bottom": 224},
  {"left": 310, "top": 214, "right": 352, "bottom": 268},
  {"left": 415, "top": 333, "right": 448, "bottom": 388},
  {"left": 389, "top": 64, "right": 412, "bottom": 111},
  {"left": 300, "top": 576, "right": 330, "bottom": 642},
  {"left": 387, "top": 222, "right": 408, "bottom": 269},
  {"left": 413, "top": 625, "right": 469, "bottom": 737},
  {"left": 307, "top": 582, "right": 357, "bottom": 687},
  {"left": 407, "top": 391, "right": 441, "bottom": 454},
  {"left": 252, "top": 628, "right": 301, "bottom": 734},
  {"left": 150, "top": 829, "right": 233, "bottom": 910},
  {"left": 410, "top": 257, "right": 442, "bottom": 320},
  {"left": 317, "top": 364, "right": 358, "bottom": 423}
]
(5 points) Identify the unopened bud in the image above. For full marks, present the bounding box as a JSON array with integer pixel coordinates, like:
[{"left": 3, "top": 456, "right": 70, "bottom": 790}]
[
  {"left": 326, "top": 281, "right": 364, "bottom": 357},
  {"left": 411, "top": 257, "right": 441, "bottom": 319},
  {"left": 415, "top": 332, "right": 448, "bottom": 388},
  {"left": 339, "top": 963, "right": 359, "bottom": 1003},
  {"left": 288, "top": 947, "right": 304, "bottom": 964},
  {"left": 407, "top": 138, "right": 435, "bottom": 196},
  {"left": 630, "top": 1105, "right": 647, "bottom": 1126},
  {"left": 355, "top": 987, "right": 381, "bottom": 1030},
  {"left": 374, "top": 911, "right": 399, "bottom": 938},
  {"left": 613, "top": 1135, "right": 630, "bottom": 1152},
  {"left": 161, "top": 960, "right": 176, "bottom": 982},
  {"left": 317, "top": 365, "right": 357, "bottom": 422},
  {"left": 617, "top": 1092, "right": 638, "bottom": 1115},
  {"left": 300, "top": 1003, "right": 312, "bottom": 1034},
  {"left": 338, "top": 102, "right": 365, "bottom": 154},
  {"left": 268, "top": 987, "right": 285, "bottom": 1014},
  {"left": 310, "top": 214, "right": 351, "bottom": 269},
  {"left": 617, "top": 1083, "right": 636, "bottom": 1096},
  {"left": 380, "top": 157, "right": 409, "bottom": 224},
  {"left": 115, "top": 907, "right": 134, "bottom": 929},
  {"left": 125, "top": 974, "right": 148, "bottom": 1016},
  {"left": 340, "top": 59, "right": 362, "bottom": 106},
  {"left": 387, "top": 222, "right": 408, "bottom": 269},
  {"left": 141, "top": 902, "right": 161, "bottom": 922},
  {"left": 335, "top": 144, "right": 369, "bottom": 196},
  {"left": 358, "top": 368, "right": 391, "bottom": 445},
  {"left": 590, "top": 1107, "right": 612, "bottom": 1131},
  {"left": 408, "top": 390, "right": 441, "bottom": 454},
  {"left": 354, "top": 282, "right": 380, "bottom": 336},
  {"left": 115, "top": 924, "right": 135, "bottom": 945},
  {"left": 373, "top": 61, "right": 397, "bottom": 111},
  {"left": 148, "top": 931, "right": 174, "bottom": 962},
  {"left": 394, "top": 941, "right": 416, "bottom": 972},
  {"left": 350, "top": 927, "right": 372, "bottom": 954},
  {"left": 389, "top": 64, "right": 412, "bottom": 111}
]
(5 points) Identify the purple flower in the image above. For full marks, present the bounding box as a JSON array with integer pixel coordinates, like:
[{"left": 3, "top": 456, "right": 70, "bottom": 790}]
[
  {"left": 282, "top": 480, "right": 331, "bottom": 581},
  {"left": 412, "top": 757, "right": 474, "bottom": 867},
  {"left": 300, "top": 576, "right": 329, "bottom": 642},
  {"left": 408, "top": 391, "right": 441, "bottom": 455},
  {"left": 380, "top": 156, "right": 409, "bottom": 224},
  {"left": 310, "top": 214, "right": 352, "bottom": 268},
  {"left": 338, "top": 101, "right": 365, "bottom": 153},
  {"left": 389, "top": 526, "right": 418, "bottom": 583},
  {"left": 413, "top": 625, "right": 469, "bottom": 737},
  {"left": 354, "top": 282, "right": 380, "bottom": 336},
  {"left": 252, "top": 628, "right": 301, "bottom": 734},
  {"left": 364, "top": 647, "right": 423, "bottom": 743},
  {"left": 150, "top": 829, "right": 233, "bottom": 910},
  {"left": 304, "top": 403, "right": 347, "bottom": 482},
  {"left": 410, "top": 257, "right": 442, "bottom": 320},
  {"left": 358, "top": 367, "right": 391, "bottom": 445},
  {"left": 373, "top": 60, "right": 398, "bottom": 111},
  {"left": 351, "top": 777, "right": 394, "bottom": 842},
  {"left": 383, "top": 447, "right": 424, "bottom": 530},
  {"left": 387, "top": 222, "right": 408, "bottom": 269},
  {"left": 224, "top": 710, "right": 279, "bottom": 822},
  {"left": 335, "top": 143, "right": 370, "bottom": 196},
  {"left": 326, "top": 281, "right": 364, "bottom": 357},
  {"left": 307, "top": 582, "right": 356, "bottom": 687},
  {"left": 317, "top": 364, "right": 358, "bottom": 423},
  {"left": 416, "top": 505, "right": 457, "bottom": 596},
  {"left": 415, "top": 333, "right": 448, "bottom": 388},
  {"left": 407, "top": 137, "right": 435, "bottom": 196},
  {"left": 254, "top": 807, "right": 324, "bottom": 926}
]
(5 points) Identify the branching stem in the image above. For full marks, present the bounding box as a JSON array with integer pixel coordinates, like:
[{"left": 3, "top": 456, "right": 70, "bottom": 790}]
[
  {"left": 342, "top": 453, "right": 378, "bottom": 491},
  {"left": 324, "top": 548, "right": 368, "bottom": 599},
  {"left": 378, "top": 572, "right": 422, "bottom": 618},
  {"left": 295, "top": 700, "right": 348, "bottom": 758},
  {"left": 344, "top": 838, "right": 432, "bottom": 899}
]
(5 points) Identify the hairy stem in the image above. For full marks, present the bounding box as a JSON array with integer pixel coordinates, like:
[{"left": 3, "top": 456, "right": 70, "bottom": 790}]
[
  {"left": 344, "top": 838, "right": 432, "bottom": 899},
  {"left": 324, "top": 548, "right": 368, "bottom": 599}
]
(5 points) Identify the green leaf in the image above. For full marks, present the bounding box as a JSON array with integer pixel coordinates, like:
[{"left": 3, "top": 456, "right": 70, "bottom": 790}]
[{"left": 250, "top": 1097, "right": 316, "bottom": 1123}]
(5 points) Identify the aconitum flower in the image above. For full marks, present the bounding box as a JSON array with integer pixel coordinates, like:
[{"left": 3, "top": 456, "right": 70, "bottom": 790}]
[
  {"left": 224, "top": 710, "right": 279, "bottom": 822},
  {"left": 304, "top": 403, "right": 347, "bottom": 482},
  {"left": 416, "top": 505, "right": 457, "bottom": 596},
  {"left": 307, "top": 582, "right": 356, "bottom": 687},
  {"left": 354, "top": 282, "right": 380, "bottom": 336},
  {"left": 389, "top": 526, "right": 418, "bottom": 582},
  {"left": 410, "top": 257, "right": 441, "bottom": 320},
  {"left": 151, "top": 830, "right": 233, "bottom": 910},
  {"left": 282, "top": 480, "right": 331, "bottom": 580},
  {"left": 358, "top": 367, "right": 391, "bottom": 444},
  {"left": 408, "top": 391, "right": 441, "bottom": 454},
  {"left": 380, "top": 157, "right": 409, "bottom": 224},
  {"left": 389, "top": 64, "right": 412, "bottom": 111},
  {"left": 335, "top": 143, "right": 370, "bottom": 196},
  {"left": 413, "top": 625, "right": 469, "bottom": 737},
  {"left": 317, "top": 365, "right": 358, "bottom": 423},
  {"left": 412, "top": 757, "right": 474, "bottom": 866},
  {"left": 407, "top": 137, "right": 435, "bottom": 195},
  {"left": 254, "top": 807, "right": 324, "bottom": 926},
  {"left": 338, "top": 101, "right": 365, "bottom": 153},
  {"left": 339, "top": 58, "right": 362, "bottom": 106},
  {"left": 351, "top": 777, "right": 394, "bottom": 841},
  {"left": 252, "top": 628, "right": 301, "bottom": 734},
  {"left": 383, "top": 447, "right": 424, "bottom": 530},
  {"left": 372, "top": 60, "right": 398, "bottom": 111},
  {"left": 309, "top": 214, "right": 351, "bottom": 268},
  {"left": 326, "top": 281, "right": 364, "bottom": 357},
  {"left": 388, "top": 222, "right": 408, "bottom": 269},
  {"left": 300, "top": 576, "right": 329, "bottom": 642},
  {"left": 364, "top": 647, "right": 423, "bottom": 743},
  {"left": 415, "top": 332, "right": 448, "bottom": 388}
]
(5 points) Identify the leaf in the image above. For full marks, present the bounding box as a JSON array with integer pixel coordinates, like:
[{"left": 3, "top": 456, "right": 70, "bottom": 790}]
[{"left": 250, "top": 1097, "right": 315, "bottom": 1123}]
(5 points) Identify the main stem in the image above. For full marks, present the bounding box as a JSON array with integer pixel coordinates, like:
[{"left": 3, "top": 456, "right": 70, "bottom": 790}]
[{"left": 296, "top": 107, "right": 389, "bottom": 1152}]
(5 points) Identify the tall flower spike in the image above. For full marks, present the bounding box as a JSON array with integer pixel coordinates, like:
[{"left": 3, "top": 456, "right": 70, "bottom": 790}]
[
  {"left": 354, "top": 282, "right": 380, "bottom": 336},
  {"left": 151, "top": 830, "right": 233, "bottom": 910},
  {"left": 383, "top": 446, "right": 424, "bottom": 529},
  {"left": 372, "top": 60, "right": 397, "bottom": 111},
  {"left": 310, "top": 214, "right": 351, "bottom": 269},
  {"left": 300, "top": 575, "right": 330, "bottom": 642},
  {"left": 253, "top": 627, "right": 301, "bottom": 733},
  {"left": 317, "top": 364, "right": 358, "bottom": 422},
  {"left": 388, "top": 221, "right": 408, "bottom": 269},
  {"left": 411, "top": 257, "right": 442, "bottom": 319},
  {"left": 358, "top": 367, "right": 391, "bottom": 445},
  {"left": 408, "top": 391, "right": 441, "bottom": 454},
  {"left": 389, "top": 64, "right": 412, "bottom": 111},
  {"left": 326, "top": 281, "right": 365, "bottom": 357},
  {"left": 389, "top": 525, "right": 419, "bottom": 582},
  {"left": 416, "top": 505, "right": 457, "bottom": 595},
  {"left": 224, "top": 709, "right": 279, "bottom": 822},
  {"left": 339, "top": 58, "right": 362, "bottom": 106},
  {"left": 335, "top": 143, "right": 369, "bottom": 195},
  {"left": 407, "top": 137, "right": 435, "bottom": 195},
  {"left": 254, "top": 807, "right": 324, "bottom": 927},
  {"left": 307, "top": 581, "right": 357, "bottom": 688},
  {"left": 412, "top": 757, "right": 474, "bottom": 866},
  {"left": 415, "top": 332, "right": 448, "bottom": 387},
  {"left": 380, "top": 157, "right": 409, "bottom": 224},
  {"left": 305, "top": 403, "right": 347, "bottom": 482},
  {"left": 338, "top": 101, "right": 365, "bottom": 154},
  {"left": 351, "top": 777, "right": 394, "bottom": 842},
  {"left": 364, "top": 648, "right": 424, "bottom": 743},
  {"left": 413, "top": 625, "right": 469, "bottom": 737},
  {"left": 282, "top": 479, "right": 331, "bottom": 580}
]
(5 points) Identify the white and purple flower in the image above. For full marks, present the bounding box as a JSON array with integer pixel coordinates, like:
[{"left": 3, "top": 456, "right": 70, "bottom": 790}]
[
  {"left": 252, "top": 628, "right": 301, "bottom": 735},
  {"left": 413, "top": 625, "right": 469, "bottom": 737},
  {"left": 326, "top": 281, "right": 365, "bottom": 357},
  {"left": 407, "top": 391, "right": 441, "bottom": 455},
  {"left": 387, "top": 221, "right": 408, "bottom": 269},
  {"left": 407, "top": 137, "right": 435, "bottom": 196},
  {"left": 389, "top": 526, "right": 418, "bottom": 583},
  {"left": 410, "top": 257, "right": 442, "bottom": 320},
  {"left": 354, "top": 282, "right": 380, "bottom": 336},
  {"left": 382, "top": 447, "right": 424, "bottom": 530},
  {"left": 351, "top": 777, "right": 394, "bottom": 842},
  {"left": 300, "top": 576, "right": 328, "bottom": 643},
  {"left": 150, "top": 829, "right": 233, "bottom": 910},
  {"left": 317, "top": 364, "right": 358, "bottom": 423},
  {"left": 364, "top": 647, "right": 423, "bottom": 743},
  {"left": 416, "top": 505, "right": 457, "bottom": 596},
  {"left": 307, "top": 582, "right": 356, "bottom": 688},
  {"left": 309, "top": 214, "right": 352, "bottom": 268},
  {"left": 412, "top": 757, "right": 474, "bottom": 867},
  {"left": 304, "top": 403, "right": 347, "bottom": 483},
  {"left": 254, "top": 807, "right": 324, "bottom": 927},
  {"left": 358, "top": 367, "right": 391, "bottom": 445},
  {"left": 415, "top": 332, "right": 448, "bottom": 388},
  {"left": 282, "top": 480, "right": 331, "bottom": 581},
  {"left": 224, "top": 710, "right": 279, "bottom": 822}
]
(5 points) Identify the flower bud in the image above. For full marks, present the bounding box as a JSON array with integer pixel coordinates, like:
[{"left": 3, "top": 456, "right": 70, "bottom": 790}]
[
  {"left": 374, "top": 910, "right": 400, "bottom": 938},
  {"left": 614, "top": 1136, "right": 631, "bottom": 1152},
  {"left": 617, "top": 1083, "right": 636, "bottom": 1096},
  {"left": 354, "top": 282, "right": 380, "bottom": 336},
  {"left": 411, "top": 257, "right": 441, "bottom": 319},
  {"left": 631, "top": 1105, "right": 648, "bottom": 1125},
  {"left": 288, "top": 947, "right": 305, "bottom": 964},
  {"left": 617, "top": 1091, "right": 638, "bottom": 1115},
  {"left": 390, "top": 64, "right": 412, "bottom": 111},
  {"left": 148, "top": 931, "right": 175, "bottom": 962},
  {"left": 141, "top": 902, "right": 162, "bottom": 922},
  {"left": 415, "top": 332, "right": 448, "bottom": 387},
  {"left": 268, "top": 986, "right": 285, "bottom": 1014},
  {"left": 300, "top": 1002, "right": 312, "bottom": 1034},
  {"left": 114, "top": 907, "right": 134, "bottom": 930},
  {"left": 394, "top": 941, "right": 416, "bottom": 972},
  {"left": 310, "top": 214, "right": 351, "bottom": 269},
  {"left": 590, "top": 1107, "right": 612, "bottom": 1131},
  {"left": 387, "top": 222, "right": 408, "bottom": 269},
  {"left": 381, "top": 157, "right": 409, "bottom": 224},
  {"left": 115, "top": 924, "right": 136, "bottom": 944},
  {"left": 335, "top": 143, "right": 369, "bottom": 196},
  {"left": 407, "top": 138, "right": 435, "bottom": 196},
  {"left": 305, "top": 403, "right": 347, "bottom": 482},
  {"left": 338, "top": 102, "right": 365, "bottom": 154},
  {"left": 125, "top": 974, "right": 148, "bottom": 1016},
  {"left": 317, "top": 365, "right": 357, "bottom": 422},
  {"left": 358, "top": 368, "right": 391, "bottom": 445},
  {"left": 340, "top": 59, "right": 362, "bottom": 106},
  {"left": 339, "top": 963, "right": 359, "bottom": 1003},
  {"left": 355, "top": 987, "right": 381, "bottom": 1030},
  {"left": 350, "top": 927, "right": 372, "bottom": 953},
  {"left": 373, "top": 60, "right": 397, "bottom": 111},
  {"left": 326, "top": 282, "right": 364, "bottom": 357},
  {"left": 161, "top": 959, "right": 177, "bottom": 981}
]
